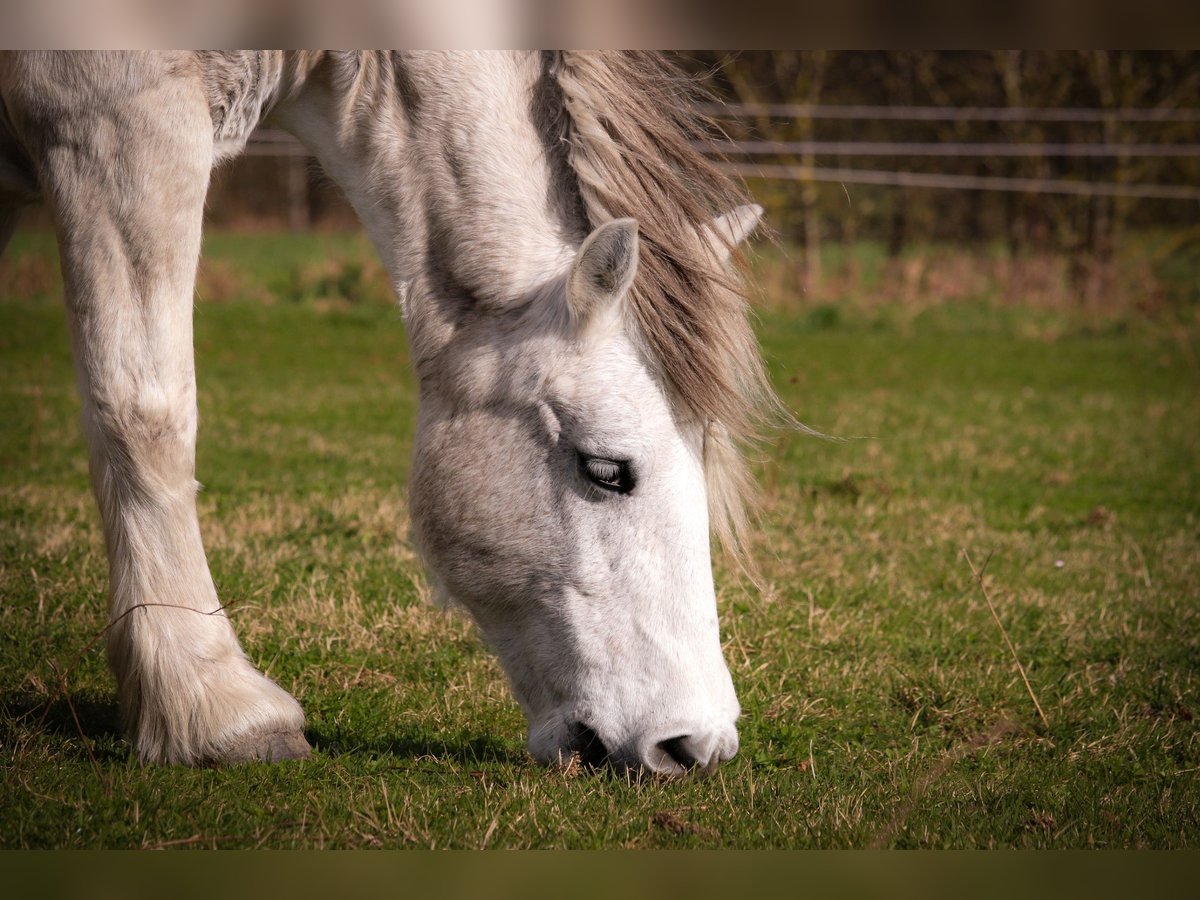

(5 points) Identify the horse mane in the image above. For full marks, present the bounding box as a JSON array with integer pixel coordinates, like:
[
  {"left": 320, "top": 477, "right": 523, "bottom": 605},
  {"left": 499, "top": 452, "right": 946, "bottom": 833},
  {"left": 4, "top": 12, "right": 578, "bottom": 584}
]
[{"left": 547, "top": 51, "right": 780, "bottom": 555}]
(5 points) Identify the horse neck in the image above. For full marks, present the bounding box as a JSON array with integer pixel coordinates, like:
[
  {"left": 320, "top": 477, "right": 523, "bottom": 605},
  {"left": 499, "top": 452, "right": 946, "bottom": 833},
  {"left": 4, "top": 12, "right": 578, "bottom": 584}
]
[{"left": 275, "top": 52, "right": 585, "bottom": 314}]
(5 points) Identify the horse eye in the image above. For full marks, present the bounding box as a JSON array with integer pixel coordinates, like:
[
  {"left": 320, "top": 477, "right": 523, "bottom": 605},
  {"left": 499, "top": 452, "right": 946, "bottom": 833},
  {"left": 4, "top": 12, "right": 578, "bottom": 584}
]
[{"left": 580, "top": 454, "right": 635, "bottom": 494}]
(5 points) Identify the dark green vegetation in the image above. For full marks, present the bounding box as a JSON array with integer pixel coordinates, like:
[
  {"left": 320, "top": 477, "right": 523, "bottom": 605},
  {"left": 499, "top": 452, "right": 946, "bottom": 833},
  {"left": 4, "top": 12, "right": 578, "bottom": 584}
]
[{"left": 2, "top": 231, "right": 1197, "bottom": 847}]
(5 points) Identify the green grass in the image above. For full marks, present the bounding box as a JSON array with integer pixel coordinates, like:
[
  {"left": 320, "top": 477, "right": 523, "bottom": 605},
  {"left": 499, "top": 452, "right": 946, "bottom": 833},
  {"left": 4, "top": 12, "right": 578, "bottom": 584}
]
[{"left": 1, "top": 231, "right": 1198, "bottom": 848}]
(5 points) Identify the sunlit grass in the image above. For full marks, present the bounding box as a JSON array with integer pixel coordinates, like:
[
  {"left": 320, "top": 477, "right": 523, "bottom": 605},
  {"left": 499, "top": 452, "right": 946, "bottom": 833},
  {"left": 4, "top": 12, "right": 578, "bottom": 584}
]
[{"left": 1, "top": 231, "right": 1197, "bottom": 848}]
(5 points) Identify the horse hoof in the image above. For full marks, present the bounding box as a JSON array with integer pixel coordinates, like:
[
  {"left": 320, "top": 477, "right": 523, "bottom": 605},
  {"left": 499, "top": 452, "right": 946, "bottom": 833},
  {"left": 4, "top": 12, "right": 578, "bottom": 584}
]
[{"left": 220, "top": 729, "right": 312, "bottom": 764}]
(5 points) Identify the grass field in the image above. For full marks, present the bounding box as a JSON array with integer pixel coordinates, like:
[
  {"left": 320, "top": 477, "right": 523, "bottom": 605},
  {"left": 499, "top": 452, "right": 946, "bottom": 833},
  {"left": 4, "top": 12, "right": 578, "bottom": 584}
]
[{"left": 1, "top": 230, "right": 1198, "bottom": 848}]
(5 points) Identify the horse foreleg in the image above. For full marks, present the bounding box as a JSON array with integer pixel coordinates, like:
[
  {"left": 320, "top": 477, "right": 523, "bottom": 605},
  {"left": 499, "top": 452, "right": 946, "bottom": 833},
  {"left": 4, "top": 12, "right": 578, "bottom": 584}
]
[{"left": 26, "top": 56, "right": 309, "bottom": 765}]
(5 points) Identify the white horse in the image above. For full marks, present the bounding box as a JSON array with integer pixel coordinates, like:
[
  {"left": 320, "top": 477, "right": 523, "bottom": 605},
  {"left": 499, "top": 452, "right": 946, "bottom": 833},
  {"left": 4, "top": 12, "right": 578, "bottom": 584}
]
[{"left": 0, "top": 51, "right": 775, "bottom": 775}]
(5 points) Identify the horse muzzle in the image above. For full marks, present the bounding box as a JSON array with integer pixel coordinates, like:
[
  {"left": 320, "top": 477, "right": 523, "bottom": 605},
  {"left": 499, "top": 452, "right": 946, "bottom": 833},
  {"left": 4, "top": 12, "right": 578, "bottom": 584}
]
[{"left": 547, "top": 717, "right": 740, "bottom": 778}]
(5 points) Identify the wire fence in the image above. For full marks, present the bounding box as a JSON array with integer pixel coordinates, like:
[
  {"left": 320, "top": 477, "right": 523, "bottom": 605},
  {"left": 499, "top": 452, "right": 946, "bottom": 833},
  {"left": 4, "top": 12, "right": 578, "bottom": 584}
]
[
  {"left": 693, "top": 105, "right": 1199, "bottom": 203},
  {"left": 242, "top": 128, "right": 309, "bottom": 157},
  {"left": 246, "top": 105, "right": 1200, "bottom": 208},
  {"left": 697, "top": 140, "right": 1200, "bottom": 159},
  {"left": 713, "top": 162, "right": 1200, "bottom": 202},
  {"left": 695, "top": 103, "right": 1200, "bottom": 123}
]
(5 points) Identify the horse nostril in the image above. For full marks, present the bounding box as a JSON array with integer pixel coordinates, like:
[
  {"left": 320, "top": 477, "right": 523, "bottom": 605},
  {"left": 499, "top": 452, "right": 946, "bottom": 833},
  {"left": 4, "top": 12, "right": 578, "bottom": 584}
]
[
  {"left": 567, "top": 722, "right": 609, "bottom": 768},
  {"left": 650, "top": 734, "right": 725, "bottom": 777},
  {"left": 657, "top": 735, "right": 702, "bottom": 771}
]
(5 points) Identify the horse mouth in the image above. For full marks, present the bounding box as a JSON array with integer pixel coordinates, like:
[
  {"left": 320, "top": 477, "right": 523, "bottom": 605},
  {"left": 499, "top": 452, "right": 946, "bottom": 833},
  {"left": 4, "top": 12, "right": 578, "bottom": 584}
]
[
  {"left": 562, "top": 721, "right": 726, "bottom": 779},
  {"left": 565, "top": 721, "right": 610, "bottom": 769}
]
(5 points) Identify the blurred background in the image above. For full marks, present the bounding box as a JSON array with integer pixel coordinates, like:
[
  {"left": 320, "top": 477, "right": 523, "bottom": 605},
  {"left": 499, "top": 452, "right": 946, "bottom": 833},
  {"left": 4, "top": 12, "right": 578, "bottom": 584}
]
[{"left": 176, "top": 51, "right": 1200, "bottom": 328}]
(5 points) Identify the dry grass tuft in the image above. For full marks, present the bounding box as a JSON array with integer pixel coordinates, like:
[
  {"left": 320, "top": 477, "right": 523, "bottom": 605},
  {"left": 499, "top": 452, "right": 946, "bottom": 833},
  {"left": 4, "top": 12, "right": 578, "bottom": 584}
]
[{"left": 964, "top": 550, "right": 1050, "bottom": 730}]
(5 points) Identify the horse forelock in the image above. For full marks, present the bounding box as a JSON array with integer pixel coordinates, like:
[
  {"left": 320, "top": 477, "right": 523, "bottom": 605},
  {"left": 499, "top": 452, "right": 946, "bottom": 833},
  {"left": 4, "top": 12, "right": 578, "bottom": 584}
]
[{"left": 547, "top": 51, "right": 779, "bottom": 555}]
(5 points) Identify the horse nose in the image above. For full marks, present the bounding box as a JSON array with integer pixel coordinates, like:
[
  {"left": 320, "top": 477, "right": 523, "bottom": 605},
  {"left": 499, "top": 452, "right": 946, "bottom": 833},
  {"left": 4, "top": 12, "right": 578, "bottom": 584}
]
[
  {"left": 642, "top": 730, "right": 735, "bottom": 777},
  {"left": 564, "top": 722, "right": 738, "bottom": 777}
]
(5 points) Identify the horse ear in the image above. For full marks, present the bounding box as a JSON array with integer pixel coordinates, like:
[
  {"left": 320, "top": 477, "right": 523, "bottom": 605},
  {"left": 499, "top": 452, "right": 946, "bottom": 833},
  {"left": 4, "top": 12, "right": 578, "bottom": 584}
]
[
  {"left": 705, "top": 204, "right": 764, "bottom": 261},
  {"left": 567, "top": 218, "right": 639, "bottom": 327}
]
